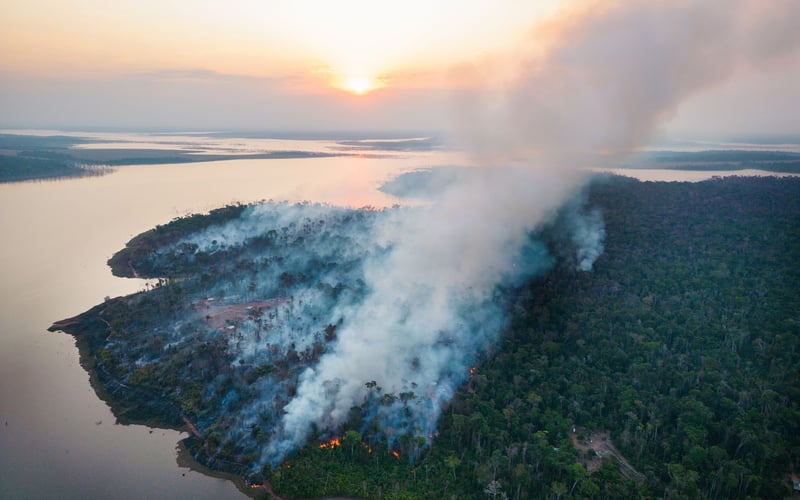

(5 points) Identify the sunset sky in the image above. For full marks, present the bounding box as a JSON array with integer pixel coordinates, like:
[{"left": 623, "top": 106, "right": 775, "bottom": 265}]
[{"left": 1, "top": 0, "right": 799, "bottom": 138}]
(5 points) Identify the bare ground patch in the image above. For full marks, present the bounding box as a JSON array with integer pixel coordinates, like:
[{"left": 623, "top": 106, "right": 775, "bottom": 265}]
[
  {"left": 193, "top": 298, "right": 288, "bottom": 332},
  {"left": 571, "top": 427, "right": 643, "bottom": 483}
]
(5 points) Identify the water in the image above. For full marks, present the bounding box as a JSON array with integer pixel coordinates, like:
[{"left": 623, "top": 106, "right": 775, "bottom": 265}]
[
  {"left": 0, "top": 153, "right": 433, "bottom": 499},
  {"left": 0, "top": 131, "right": 795, "bottom": 498},
  {"left": 588, "top": 167, "right": 800, "bottom": 182}
]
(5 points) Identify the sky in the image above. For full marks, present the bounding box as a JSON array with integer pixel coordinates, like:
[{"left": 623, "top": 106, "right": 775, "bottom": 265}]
[{"left": 1, "top": 0, "right": 799, "bottom": 138}]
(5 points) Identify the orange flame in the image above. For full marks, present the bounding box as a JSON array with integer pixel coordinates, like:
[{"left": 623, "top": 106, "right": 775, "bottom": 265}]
[
  {"left": 319, "top": 437, "right": 342, "bottom": 449},
  {"left": 392, "top": 450, "right": 400, "bottom": 459}
]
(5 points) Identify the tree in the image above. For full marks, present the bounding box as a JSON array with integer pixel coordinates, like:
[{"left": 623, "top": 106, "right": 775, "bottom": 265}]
[
  {"left": 550, "top": 481, "right": 567, "bottom": 500},
  {"left": 344, "top": 430, "right": 362, "bottom": 458},
  {"left": 445, "top": 455, "right": 461, "bottom": 480},
  {"left": 484, "top": 480, "right": 506, "bottom": 499}
]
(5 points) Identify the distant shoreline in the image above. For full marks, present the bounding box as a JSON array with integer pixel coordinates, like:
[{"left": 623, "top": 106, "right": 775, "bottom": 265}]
[
  {"left": 0, "top": 132, "right": 345, "bottom": 184},
  {"left": 4, "top": 130, "right": 800, "bottom": 184}
]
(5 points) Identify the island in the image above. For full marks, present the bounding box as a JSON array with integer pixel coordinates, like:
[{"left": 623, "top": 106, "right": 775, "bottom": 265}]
[
  {"left": 51, "top": 174, "right": 799, "bottom": 498},
  {"left": 0, "top": 133, "right": 340, "bottom": 183}
]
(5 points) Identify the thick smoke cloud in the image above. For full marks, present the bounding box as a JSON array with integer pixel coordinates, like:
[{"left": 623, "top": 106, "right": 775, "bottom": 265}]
[
  {"left": 457, "top": 0, "right": 800, "bottom": 166},
  {"left": 263, "top": 0, "right": 800, "bottom": 464},
  {"left": 266, "top": 168, "right": 583, "bottom": 463}
]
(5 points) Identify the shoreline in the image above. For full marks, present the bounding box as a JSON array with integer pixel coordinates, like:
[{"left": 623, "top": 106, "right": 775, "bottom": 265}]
[
  {"left": 176, "top": 441, "right": 274, "bottom": 499},
  {"left": 49, "top": 304, "right": 264, "bottom": 499}
]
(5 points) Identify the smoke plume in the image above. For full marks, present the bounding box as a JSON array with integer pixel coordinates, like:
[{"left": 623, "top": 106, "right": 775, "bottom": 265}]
[
  {"left": 263, "top": 0, "right": 800, "bottom": 464},
  {"left": 458, "top": 0, "right": 800, "bottom": 165}
]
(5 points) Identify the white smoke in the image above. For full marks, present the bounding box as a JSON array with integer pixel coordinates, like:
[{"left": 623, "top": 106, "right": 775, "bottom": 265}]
[
  {"left": 264, "top": 0, "right": 800, "bottom": 464},
  {"left": 568, "top": 207, "right": 605, "bottom": 272},
  {"left": 456, "top": 0, "right": 800, "bottom": 165},
  {"left": 266, "top": 168, "right": 581, "bottom": 462}
]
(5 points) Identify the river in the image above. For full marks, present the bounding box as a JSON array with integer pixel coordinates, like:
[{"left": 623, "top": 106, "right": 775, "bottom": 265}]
[{"left": 0, "top": 135, "right": 794, "bottom": 498}]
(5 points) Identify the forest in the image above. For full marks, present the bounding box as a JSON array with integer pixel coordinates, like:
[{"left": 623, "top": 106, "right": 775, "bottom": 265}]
[
  {"left": 52, "top": 174, "right": 799, "bottom": 498},
  {"left": 630, "top": 150, "right": 800, "bottom": 172}
]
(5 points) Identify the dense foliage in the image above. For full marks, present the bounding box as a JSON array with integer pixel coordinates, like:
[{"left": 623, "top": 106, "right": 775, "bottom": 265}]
[
  {"left": 267, "top": 176, "right": 800, "bottom": 499},
  {"left": 54, "top": 176, "right": 800, "bottom": 498},
  {"left": 638, "top": 150, "right": 800, "bottom": 172},
  {"left": 107, "top": 203, "right": 249, "bottom": 277}
]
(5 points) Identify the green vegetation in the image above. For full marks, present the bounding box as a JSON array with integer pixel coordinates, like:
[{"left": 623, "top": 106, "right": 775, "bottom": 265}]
[
  {"left": 0, "top": 152, "right": 102, "bottom": 182},
  {"left": 52, "top": 176, "right": 800, "bottom": 498},
  {"left": 631, "top": 150, "right": 800, "bottom": 173},
  {"left": 267, "top": 176, "right": 800, "bottom": 498},
  {"left": 107, "top": 203, "right": 248, "bottom": 277},
  {"left": 0, "top": 156, "right": 87, "bottom": 182},
  {"left": 0, "top": 134, "right": 99, "bottom": 182}
]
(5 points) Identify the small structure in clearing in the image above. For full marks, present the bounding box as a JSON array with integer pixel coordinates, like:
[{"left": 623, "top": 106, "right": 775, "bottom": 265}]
[{"left": 571, "top": 427, "right": 643, "bottom": 483}]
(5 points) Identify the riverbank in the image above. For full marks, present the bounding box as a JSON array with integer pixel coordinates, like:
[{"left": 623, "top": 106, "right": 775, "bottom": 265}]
[
  {"left": 50, "top": 305, "right": 261, "bottom": 498},
  {"left": 176, "top": 442, "right": 274, "bottom": 499}
]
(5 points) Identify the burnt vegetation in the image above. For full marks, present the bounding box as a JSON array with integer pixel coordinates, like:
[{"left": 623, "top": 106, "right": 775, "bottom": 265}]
[{"left": 53, "top": 175, "right": 800, "bottom": 498}]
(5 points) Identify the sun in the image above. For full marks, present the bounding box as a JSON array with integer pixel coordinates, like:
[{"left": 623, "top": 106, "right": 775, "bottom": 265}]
[{"left": 342, "top": 76, "right": 376, "bottom": 96}]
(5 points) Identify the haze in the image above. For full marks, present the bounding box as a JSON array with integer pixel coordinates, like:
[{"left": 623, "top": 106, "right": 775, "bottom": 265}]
[{"left": 1, "top": 0, "right": 799, "bottom": 138}]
